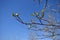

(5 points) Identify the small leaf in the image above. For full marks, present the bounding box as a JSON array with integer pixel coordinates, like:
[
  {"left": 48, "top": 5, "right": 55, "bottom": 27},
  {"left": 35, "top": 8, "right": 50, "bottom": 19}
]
[
  {"left": 12, "top": 12, "right": 15, "bottom": 16},
  {"left": 41, "top": 9, "right": 44, "bottom": 13},
  {"left": 34, "top": 11, "right": 39, "bottom": 16},
  {"left": 31, "top": 13, "right": 35, "bottom": 16}
]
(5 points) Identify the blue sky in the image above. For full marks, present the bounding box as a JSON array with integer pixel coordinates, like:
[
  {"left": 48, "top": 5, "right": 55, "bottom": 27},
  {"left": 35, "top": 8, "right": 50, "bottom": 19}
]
[{"left": 0, "top": 0, "right": 60, "bottom": 40}]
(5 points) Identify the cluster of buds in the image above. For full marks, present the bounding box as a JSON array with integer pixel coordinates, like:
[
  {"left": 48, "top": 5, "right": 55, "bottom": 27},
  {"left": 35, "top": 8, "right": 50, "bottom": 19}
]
[
  {"left": 31, "top": 11, "right": 39, "bottom": 16},
  {"left": 12, "top": 12, "right": 19, "bottom": 17}
]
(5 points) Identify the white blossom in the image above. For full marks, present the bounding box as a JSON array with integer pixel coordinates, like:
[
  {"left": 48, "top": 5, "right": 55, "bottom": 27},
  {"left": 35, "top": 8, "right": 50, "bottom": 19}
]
[{"left": 16, "top": 13, "right": 19, "bottom": 16}]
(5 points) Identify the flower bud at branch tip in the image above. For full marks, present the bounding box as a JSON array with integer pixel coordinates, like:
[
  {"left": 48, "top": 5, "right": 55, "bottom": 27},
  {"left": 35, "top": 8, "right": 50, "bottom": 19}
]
[{"left": 16, "top": 13, "right": 19, "bottom": 16}]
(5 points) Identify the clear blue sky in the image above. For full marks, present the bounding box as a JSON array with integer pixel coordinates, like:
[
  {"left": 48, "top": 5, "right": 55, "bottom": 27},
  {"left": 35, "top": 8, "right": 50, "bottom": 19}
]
[{"left": 0, "top": 0, "right": 60, "bottom": 40}]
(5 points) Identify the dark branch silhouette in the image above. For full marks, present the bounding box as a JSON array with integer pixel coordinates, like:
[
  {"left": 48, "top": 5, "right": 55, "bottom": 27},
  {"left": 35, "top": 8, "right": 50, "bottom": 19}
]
[{"left": 12, "top": 0, "right": 60, "bottom": 40}]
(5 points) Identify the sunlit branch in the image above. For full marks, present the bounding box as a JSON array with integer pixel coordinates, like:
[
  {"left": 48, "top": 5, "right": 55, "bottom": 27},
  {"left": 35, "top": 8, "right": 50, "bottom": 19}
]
[{"left": 14, "top": 15, "right": 60, "bottom": 27}]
